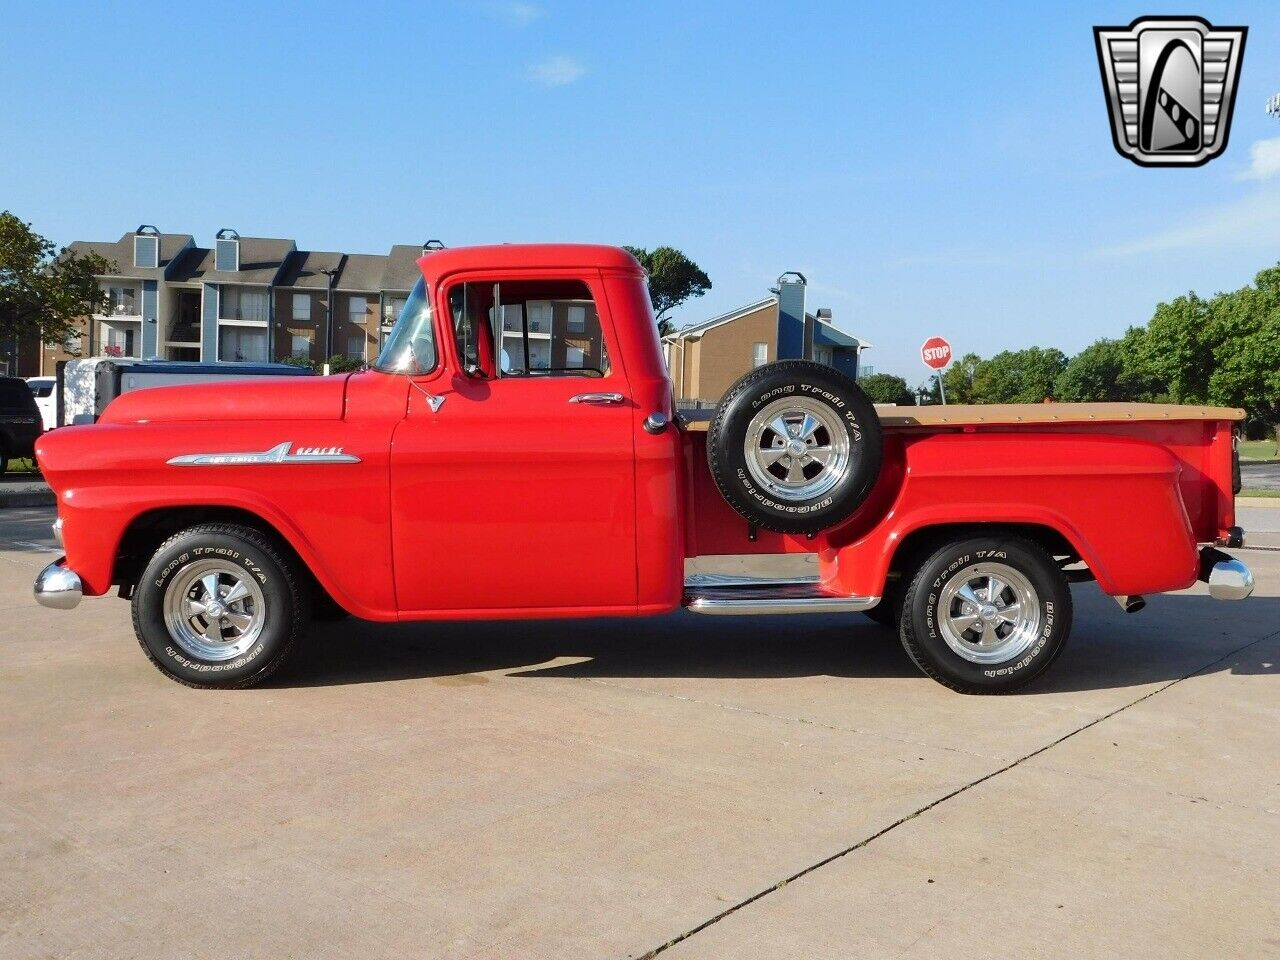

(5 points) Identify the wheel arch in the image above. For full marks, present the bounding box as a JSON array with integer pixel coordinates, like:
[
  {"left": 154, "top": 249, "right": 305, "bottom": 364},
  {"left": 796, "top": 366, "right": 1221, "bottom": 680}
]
[
  {"left": 112, "top": 504, "right": 346, "bottom": 616},
  {"left": 879, "top": 520, "right": 1084, "bottom": 594}
]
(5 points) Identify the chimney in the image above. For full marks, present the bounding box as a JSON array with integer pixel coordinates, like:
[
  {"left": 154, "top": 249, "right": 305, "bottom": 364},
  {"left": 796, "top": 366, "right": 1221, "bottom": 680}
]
[{"left": 775, "top": 272, "right": 807, "bottom": 360}]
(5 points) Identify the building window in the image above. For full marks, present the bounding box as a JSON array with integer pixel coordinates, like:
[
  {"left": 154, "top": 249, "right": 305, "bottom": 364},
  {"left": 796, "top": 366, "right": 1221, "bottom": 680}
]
[
  {"left": 527, "top": 301, "right": 551, "bottom": 333},
  {"left": 501, "top": 304, "right": 523, "bottom": 332},
  {"left": 218, "top": 326, "right": 267, "bottom": 362},
  {"left": 383, "top": 295, "right": 407, "bottom": 323},
  {"left": 219, "top": 287, "right": 269, "bottom": 323},
  {"left": 752, "top": 342, "right": 768, "bottom": 368},
  {"left": 349, "top": 296, "right": 368, "bottom": 324},
  {"left": 215, "top": 238, "right": 239, "bottom": 272},
  {"left": 104, "top": 286, "right": 139, "bottom": 316},
  {"left": 567, "top": 305, "right": 586, "bottom": 333},
  {"left": 815, "top": 346, "right": 833, "bottom": 367},
  {"left": 566, "top": 343, "right": 586, "bottom": 367},
  {"left": 133, "top": 235, "right": 158, "bottom": 269},
  {"left": 99, "top": 319, "right": 141, "bottom": 359},
  {"left": 346, "top": 334, "right": 365, "bottom": 360},
  {"left": 291, "top": 333, "right": 312, "bottom": 358},
  {"left": 292, "top": 293, "right": 311, "bottom": 322}
]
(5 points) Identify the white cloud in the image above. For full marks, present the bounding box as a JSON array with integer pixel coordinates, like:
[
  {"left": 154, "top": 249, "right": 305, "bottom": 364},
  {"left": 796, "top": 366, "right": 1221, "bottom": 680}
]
[
  {"left": 482, "top": 2, "right": 543, "bottom": 27},
  {"left": 1237, "top": 136, "right": 1280, "bottom": 181},
  {"left": 1091, "top": 184, "right": 1280, "bottom": 258},
  {"left": 528, "top": 55, "right": 586, "bottom": 87}
]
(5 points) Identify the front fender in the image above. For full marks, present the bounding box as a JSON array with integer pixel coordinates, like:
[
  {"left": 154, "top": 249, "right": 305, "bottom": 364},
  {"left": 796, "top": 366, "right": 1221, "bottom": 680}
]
[
  {"left": 824, "top": 432, "right": 1198, "bottom": 597},
  {"left": 58, "top": 484, "right": 398, "bottom": 620}
]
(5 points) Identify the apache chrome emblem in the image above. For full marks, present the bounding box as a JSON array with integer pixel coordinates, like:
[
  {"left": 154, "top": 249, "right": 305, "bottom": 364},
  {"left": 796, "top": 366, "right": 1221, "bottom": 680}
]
[
  {"left": 1094, "top": 16, "right": 1246, "bottom": 167},
  {"left": 168, "top": 442, "right": 360, "bottom": 466}
]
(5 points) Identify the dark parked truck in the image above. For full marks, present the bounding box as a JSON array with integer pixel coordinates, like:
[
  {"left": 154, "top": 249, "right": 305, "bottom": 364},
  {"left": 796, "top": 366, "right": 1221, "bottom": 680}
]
[
  {"left": 33, "top": 244, "right": 1254, "bottom": 693},
  {"left": 0, "top": 376, "right": 43, "bottom": 473}
]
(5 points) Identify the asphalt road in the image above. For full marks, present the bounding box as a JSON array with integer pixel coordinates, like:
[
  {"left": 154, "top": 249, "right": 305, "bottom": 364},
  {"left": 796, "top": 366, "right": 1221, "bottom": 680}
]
[
  {"left": 1241, "top": 460, "right": 1280, "bottom": 491},
  {"left": 2, "top": 506, "right": 1277, "bottom": 959}
]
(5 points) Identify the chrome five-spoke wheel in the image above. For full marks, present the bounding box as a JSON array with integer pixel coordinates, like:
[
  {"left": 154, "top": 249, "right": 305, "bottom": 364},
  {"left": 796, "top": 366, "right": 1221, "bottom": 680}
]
[
  {"left": 744, "top": 397, "right": 852, "bottom": 502},
  {"left": 936, "top": 562, "right": 1041, "bottom": 665},
  {"left": 162, "top": 559, "right": 265, "bottom": 661}
]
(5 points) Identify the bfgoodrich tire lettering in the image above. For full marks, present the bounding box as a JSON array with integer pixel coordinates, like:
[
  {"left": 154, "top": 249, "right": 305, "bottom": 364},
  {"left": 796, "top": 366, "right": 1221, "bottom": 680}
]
[
  {"left": 132, "top": 523, "right": 305, "bottom": 689},
  {"left": 899, "top": 536, "right": 1072, "bottom": 694},
  {"left": 707, "top": 360, "right": 883, "bottom": 534}
]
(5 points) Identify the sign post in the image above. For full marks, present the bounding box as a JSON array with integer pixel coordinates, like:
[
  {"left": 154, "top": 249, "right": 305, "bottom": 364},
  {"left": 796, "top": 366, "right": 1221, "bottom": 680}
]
[{"left": 920, "top": 336, "right": 952, "bottom": 405}]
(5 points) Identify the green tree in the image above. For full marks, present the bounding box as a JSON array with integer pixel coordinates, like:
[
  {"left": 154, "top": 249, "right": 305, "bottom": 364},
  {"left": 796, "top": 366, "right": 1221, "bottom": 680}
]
[
  {"left": 1053, "top": 339, "right": 1124, "bottom": 402},
  {"left": 941, "top": 352, "right": 981, "bottom": 403},
  {"left": 1135, "top": 291, "right": 1215, "bottom": 404},
  {"left": 1055, "top": 333, "right": 1168, "bottom": 403},
  {"left": 1204, "top": 265, "right": 1280, "bottom": 426},
  {"left": 969, "top": 346, "right": 1068, "bottom": 403},
  {"left": 858, "top": 372, "right": 914, "bottom": 405},
  {"left": 0, "top": 212, "right": 110, "bottom": 358},
  {"left": 623, "top": 246, "right": 711, "bottom": 337}
]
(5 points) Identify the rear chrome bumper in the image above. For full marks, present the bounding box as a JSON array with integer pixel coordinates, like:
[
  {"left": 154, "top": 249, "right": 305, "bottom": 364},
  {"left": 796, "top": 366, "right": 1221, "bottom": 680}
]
[
  {"left": 34, "top": 558, "right": 83, "bottom": 610},
  {"left": 1199, "top": 547, "right": 1254, "bottom": 601}
]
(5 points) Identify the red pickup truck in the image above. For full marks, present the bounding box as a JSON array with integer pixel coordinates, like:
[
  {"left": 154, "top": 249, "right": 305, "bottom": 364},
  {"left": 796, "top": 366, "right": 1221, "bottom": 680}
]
[{"left": 33, "top": 244, "right": 1254, "bottom": 693}]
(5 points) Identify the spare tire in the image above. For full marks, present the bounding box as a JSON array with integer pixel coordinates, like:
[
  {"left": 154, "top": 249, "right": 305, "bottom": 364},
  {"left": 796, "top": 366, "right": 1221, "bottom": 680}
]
[{"left": 707, "top": 360, "right": 882, "bottom": 534}]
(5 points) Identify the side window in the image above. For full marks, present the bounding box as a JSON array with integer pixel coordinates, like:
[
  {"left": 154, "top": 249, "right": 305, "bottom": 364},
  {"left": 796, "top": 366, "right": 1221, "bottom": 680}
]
[{"left": 449, "top": 279, "right": 610, "bottom": 378}]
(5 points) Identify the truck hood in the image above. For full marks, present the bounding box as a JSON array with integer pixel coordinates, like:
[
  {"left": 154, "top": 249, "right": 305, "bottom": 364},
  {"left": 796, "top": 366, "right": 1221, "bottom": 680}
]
[{"left": 99, "top": 375, "right": 350, "bottom": 424}]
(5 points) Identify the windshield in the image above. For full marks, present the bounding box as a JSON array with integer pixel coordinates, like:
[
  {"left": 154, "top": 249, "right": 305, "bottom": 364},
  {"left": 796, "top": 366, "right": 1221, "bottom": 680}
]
[{"left": 373, "top": 277, "right": 437, "bottom": 374}]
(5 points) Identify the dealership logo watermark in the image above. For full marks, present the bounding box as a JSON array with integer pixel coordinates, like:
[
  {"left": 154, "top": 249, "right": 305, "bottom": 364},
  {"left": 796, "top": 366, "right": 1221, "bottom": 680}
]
[{"left": 1094, "top": 16, "right": 1246, "bottom": 167}]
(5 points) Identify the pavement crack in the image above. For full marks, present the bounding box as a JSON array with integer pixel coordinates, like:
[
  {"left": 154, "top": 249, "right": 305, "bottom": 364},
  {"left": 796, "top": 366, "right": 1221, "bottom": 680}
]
[{"left": 634, "top": 633, "right": 1271, "bottom": 960}]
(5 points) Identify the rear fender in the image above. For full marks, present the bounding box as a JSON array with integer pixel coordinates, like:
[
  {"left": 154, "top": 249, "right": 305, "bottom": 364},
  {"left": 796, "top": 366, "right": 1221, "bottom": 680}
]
[{"left": 824, "top": 432, "right": 1199, "bottom": 598}]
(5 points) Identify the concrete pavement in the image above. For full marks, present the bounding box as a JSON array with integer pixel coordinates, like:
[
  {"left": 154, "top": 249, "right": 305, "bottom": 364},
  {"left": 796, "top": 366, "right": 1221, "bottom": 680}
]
[{"left": 1, "top": 506, "right": 1276, "bottom": 959}]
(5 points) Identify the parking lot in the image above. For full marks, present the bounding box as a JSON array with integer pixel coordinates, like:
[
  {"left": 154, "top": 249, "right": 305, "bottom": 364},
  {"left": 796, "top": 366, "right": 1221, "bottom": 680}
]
[{"left": 2, "top": 504, "right": 1277, "bottom": 960}]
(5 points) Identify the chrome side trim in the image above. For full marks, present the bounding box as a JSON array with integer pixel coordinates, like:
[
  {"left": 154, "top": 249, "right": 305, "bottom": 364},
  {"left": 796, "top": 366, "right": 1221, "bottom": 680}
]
[
  {"left": 34, "top": 558, "right": 83, "bottom": 610},
  {"left": 168, "top": 441, "right": 360, "bottom": 466},
  {"left": 686, "top": 593, "right": 880, "bottom": 616},
  {"left": 1208, "top": 558, "right": 1254, "bottom": 601},
  {"left": 684, "top": 575, "right": 879, "bottom": 616},
  {"left": 684, "top": 572, "right": 820, "bottom": 589},
  {"left": 52, "top": 517, "right": 64, "bottom": 547}
]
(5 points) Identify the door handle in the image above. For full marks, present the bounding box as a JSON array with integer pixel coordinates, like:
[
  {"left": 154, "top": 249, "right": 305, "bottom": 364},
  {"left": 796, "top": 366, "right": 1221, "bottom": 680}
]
[{"left": 569, "top": 392, "right": 625, "bottom": 405}]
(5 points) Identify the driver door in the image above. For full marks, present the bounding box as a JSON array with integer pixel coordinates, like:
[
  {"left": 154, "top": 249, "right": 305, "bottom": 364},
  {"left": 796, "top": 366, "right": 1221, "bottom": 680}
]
[{"left": 389, "top": 273, "right": 638, "bottom": 616}]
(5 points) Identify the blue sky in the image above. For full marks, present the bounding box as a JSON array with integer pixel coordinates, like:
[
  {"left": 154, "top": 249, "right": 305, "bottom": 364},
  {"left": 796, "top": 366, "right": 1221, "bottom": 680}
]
[{"left": 3, "top": 1, "right": 1279, "bottom": 380}]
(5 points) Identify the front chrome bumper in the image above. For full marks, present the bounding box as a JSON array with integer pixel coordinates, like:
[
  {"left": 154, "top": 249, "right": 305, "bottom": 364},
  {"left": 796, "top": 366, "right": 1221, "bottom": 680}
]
[
  {"left": 1199, "top": 547, "right": 1254, "bottom": 601},
  {"left": 34, "top": 558, "right": 83, "bottom": 610}
]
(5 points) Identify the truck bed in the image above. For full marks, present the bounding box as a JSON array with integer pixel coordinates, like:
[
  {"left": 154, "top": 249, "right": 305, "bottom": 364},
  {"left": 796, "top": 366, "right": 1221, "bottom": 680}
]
[
  {"left": 679, "top": 401, "right": 1244, "bottom": 431},
  {"left": 680, "top": 401, "right": 1245, "bottom": 590}
]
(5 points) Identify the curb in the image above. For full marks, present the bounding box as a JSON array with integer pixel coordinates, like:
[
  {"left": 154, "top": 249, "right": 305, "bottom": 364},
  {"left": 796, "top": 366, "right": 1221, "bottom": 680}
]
[{"left": 0, "top": 489, "right": 55, "bottom": 508}]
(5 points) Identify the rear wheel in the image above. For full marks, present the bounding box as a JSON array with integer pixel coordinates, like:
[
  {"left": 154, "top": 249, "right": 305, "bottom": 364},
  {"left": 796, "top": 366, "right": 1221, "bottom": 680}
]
[
  {"left": 132, "top": 524, "right": 306, "bottom": 688},
  {"left": 899, "top": 536, "right": 1071, "bottom": 694}
]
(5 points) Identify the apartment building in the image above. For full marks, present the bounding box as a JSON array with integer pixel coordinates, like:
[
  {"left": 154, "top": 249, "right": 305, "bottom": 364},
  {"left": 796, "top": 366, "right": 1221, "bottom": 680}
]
[
  {"left": 12, "top": 227, "right": 439, "bottom": 376},
  {"left": 663, "top": 273, "right": 870, "bottom": 407}
]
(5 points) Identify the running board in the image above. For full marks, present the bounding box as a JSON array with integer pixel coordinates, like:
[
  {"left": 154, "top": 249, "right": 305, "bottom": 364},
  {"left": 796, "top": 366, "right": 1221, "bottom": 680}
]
[{"left": 683, "top": 574, "right": 879, "bottom": 617}]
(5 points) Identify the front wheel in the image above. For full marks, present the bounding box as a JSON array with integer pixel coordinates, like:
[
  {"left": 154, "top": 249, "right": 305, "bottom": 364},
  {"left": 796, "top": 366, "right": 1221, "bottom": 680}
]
[
  {"left": 132, "top": 523, "right": 306, "bottom": 688},
  {"left": 899, "top": 536, "right": 1072, "bottom": 694}
]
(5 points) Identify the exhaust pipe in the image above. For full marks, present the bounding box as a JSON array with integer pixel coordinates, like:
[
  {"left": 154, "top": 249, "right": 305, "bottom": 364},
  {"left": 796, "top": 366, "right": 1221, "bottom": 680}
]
[{"left": 1113, "top": 595, "right": 1146, "bottom": 614}]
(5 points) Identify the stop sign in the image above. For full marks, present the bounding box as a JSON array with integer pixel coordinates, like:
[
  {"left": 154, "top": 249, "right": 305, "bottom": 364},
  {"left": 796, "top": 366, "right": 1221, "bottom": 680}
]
[{"left": 921, "top": 336, "right": 952, "bottom": 370}]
